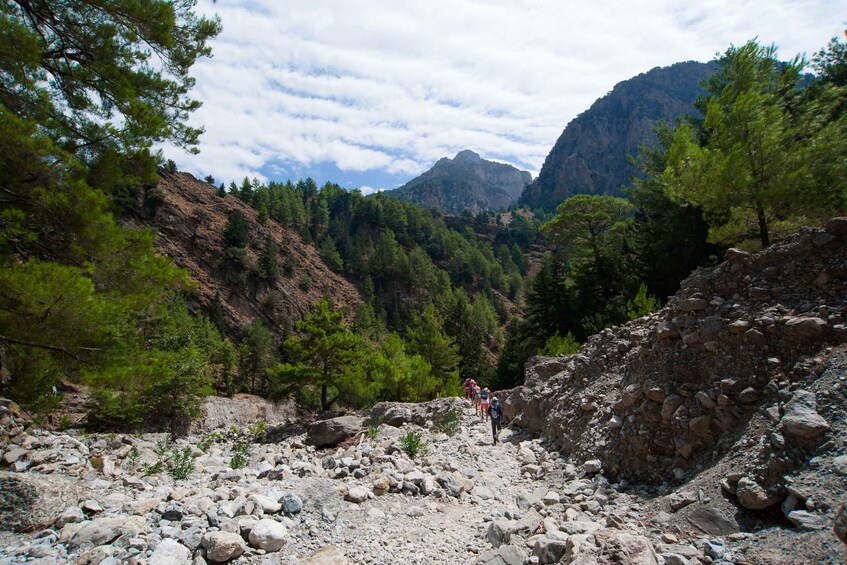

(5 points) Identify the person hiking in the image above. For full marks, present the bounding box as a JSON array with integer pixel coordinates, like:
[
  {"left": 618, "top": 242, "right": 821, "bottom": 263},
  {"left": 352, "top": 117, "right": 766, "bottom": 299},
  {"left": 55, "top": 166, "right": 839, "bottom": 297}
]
[
  {"left": 464, "top": 378, "right": 474, "bottom": 401},
  {"left": 473, "top": 384, "right": 482, "bottom": 415},
  {"left": 479, "top": 387, "right": 491, "bottom": 421},
  {"left": 488, "top": 397, "right": 504, "bottom": 444}
]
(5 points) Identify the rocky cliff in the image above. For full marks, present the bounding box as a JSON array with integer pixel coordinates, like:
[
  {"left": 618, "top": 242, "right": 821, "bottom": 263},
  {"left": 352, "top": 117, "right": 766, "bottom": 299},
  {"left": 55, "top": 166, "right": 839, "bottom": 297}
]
[
  {"left": 520, "top": 61, "right": 715, "bottom": 211},
  {"left": 389, "top": 150, "right": 532, "bottom": 215},
  {"left": 128, "top": 171, "right": 361, "bottom": 336}
]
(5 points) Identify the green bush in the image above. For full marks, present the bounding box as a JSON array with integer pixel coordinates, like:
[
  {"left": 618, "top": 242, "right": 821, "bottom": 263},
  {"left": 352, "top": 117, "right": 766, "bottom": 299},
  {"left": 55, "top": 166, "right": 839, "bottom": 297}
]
[
  {"left": 170, "top": 446, "right": 195, "bottom": 480},
  {"left": 400, "top": 431, "right": 426, "bottom": 458},
  {"left": 230, "top": 441, "right": 250, "bottom": 469}
]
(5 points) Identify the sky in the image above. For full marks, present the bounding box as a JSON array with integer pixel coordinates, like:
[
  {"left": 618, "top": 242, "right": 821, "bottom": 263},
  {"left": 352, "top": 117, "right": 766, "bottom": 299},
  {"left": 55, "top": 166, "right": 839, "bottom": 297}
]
[{"left": 164, "top": 0, "right": 846, "bottom": 194}]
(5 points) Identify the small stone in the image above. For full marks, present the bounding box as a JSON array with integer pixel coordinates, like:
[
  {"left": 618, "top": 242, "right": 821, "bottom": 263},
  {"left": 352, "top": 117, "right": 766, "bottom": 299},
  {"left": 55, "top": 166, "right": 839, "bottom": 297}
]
[
  {"left": 582, "top": 460, "right": 602, "bottom": 474},
  {"left": 345, "top": 486, "right": 370, "bottom": 503},
  {"left": 542, "top": 491, "right": 560, "bottom": 506},
  {"left": 280, "top": 492, "right": 303, "bottom": 514},
  {"left": 832, "top": 455, "right": 847, "bottom": 476},
  {"left": 669, "top": 491, "right": 698, "bottom": 512}
]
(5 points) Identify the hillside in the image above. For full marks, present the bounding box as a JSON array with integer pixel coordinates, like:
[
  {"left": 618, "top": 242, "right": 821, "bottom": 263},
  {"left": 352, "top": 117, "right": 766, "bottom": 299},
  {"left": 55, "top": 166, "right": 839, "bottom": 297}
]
[
  {"left": 520, "top": 61, "right": 715, "bottom": 211},
  {"left": 389, "top": 150, "right": 533, "bottom": 215},
  {"left": 499, "top": 218, "right": 847, "bottom": 562},
  {"left": 128, "top": 171, "right": 362, "bottom": 337}
]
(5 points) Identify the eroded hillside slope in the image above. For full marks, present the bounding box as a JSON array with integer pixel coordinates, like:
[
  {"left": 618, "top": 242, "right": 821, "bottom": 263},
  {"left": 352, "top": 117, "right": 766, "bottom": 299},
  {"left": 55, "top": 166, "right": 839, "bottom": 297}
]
[
  {"left": 500, "top": 219, "right": 847, "bottom": 558},
  {"left": 128, "top": 171, "right": 361, "bottom": 335}
]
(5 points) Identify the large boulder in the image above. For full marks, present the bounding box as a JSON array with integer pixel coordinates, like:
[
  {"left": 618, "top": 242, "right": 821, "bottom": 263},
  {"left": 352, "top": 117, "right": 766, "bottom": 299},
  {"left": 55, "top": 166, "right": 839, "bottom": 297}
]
[
  {"left": 201, "top": 531, "right": 246, "bottom": 562},
  {"left": 834, "top": 504, "right": 847, "bottom": 546},
  {"left": 780, "top": 390, "right": 830, "bottom": 441},
  {"left": 0, "top": 472, "right": 82, "bottom": 532},
  {"left": 306, "top": 415, "right": 364, "bottom": 447},
  {"left": 149, "top": 539, "right": 191, "bottom": 565},
  {"left": 368, "top": 397, "right": 464, "bottom": 427},
  {"left": 192, "top": 393, "right": 297, "bottom": 433},
  {"left": 248, "top": 518, "right": 287, "bottom": 552}
]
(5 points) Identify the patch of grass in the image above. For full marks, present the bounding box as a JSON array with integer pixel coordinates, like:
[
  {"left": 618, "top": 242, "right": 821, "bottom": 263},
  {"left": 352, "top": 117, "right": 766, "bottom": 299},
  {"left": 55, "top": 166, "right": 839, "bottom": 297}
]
[
  {"left": 367, "top": 424, "right": 378, "bottom": 439},
  {"left": 170, "top": 447, "right": 195, "bottom": 480}
]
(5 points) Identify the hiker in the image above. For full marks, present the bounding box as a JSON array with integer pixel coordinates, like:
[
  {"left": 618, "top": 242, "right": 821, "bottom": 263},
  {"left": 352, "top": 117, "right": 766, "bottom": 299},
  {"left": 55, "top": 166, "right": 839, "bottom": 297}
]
[
  {"left": 488, "top": 397, "right": 504, "bottom": 444},
  {"left": 464, "top": 377, "right": 474, "bottom": 400},
  {"left": 479, "top": 386, "right": 491, "bottom": 421},
  {"left": 473, "top": 384, "right": 482, "bottom": 415}
]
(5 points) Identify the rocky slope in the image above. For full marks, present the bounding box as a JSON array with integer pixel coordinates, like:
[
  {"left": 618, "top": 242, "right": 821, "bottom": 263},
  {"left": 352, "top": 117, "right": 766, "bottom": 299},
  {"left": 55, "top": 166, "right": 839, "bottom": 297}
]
[
  {"left": 390, "top": 150, "right": 533, "bottom": 215},
  {"left": 499, "top": 218, "right": 847, "bottom": 561},
  {"left": 130, "top": 171, "right": 361, "bottom": 336},
  {"left": 520, "top": 61, "right": 714, "bottom": 211}
]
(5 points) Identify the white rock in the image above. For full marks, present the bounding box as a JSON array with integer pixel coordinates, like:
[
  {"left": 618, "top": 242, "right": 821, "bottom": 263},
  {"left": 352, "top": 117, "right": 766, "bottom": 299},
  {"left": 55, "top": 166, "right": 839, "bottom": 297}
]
[
  {"left": 248, "top": 518, "right": 287, "bottom": 552},
  {"left": 149, "top": 538, "right": 190, "bottom": 565}
]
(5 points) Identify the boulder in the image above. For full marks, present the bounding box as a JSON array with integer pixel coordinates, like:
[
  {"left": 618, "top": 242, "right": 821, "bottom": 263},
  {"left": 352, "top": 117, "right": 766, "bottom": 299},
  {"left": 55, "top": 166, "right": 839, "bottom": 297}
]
[
  {"left": 783, "top": 317, "right": 827, "bottom": 337},
  {"left": 479, "top": 544, "right": 528, "bottom": 565},
  {"left": 0, "top": 472, "right": 82, "bottom": 532},
  {"left": 201, "top": 531, "right": 246, "bottom": 562},
  {"left": 149, "top": 539, "right": 191, "bottom": 565},
  {"left": 344, "top": 486, "right": 370, "bottom": 503},
  {"left": 736, "top": 477, "right": 780, "bottom": 510},
  {"left": 686, "top": 506, "right": 739, "bottom": 535},
  {"left": 824, "top": 217, "right": 847, "bottom": 236},
  {"left": 306, "top": 416, "right": 364, "bottom": 447},
  {"left": 532, "top": 536, "right": 569, "bottom": 564},
  {"left": 487, "top": 519, "right": 514, "bottom": 548},
  {"left": 591, "top": 530, "right": 660, "bottom": 564},
  {"left": 248, "top": 518, "right": 287, "bottom": 551},
  {"left": 834, "top": 504, "right": 847, "bottom": 546},
  {"left": 280, "top": 492, "right": 303, "bottom": 514},
  {"left": 780, "top": 390, "right": 830, "bottom": 441},
  {"left": 787, "top": 510, "right": 829, "bottom": 530}
]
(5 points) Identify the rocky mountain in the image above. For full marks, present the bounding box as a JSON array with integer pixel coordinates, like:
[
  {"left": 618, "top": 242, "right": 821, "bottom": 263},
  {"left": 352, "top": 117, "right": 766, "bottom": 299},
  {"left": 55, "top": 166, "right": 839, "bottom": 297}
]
[
  {"left": 520, "top": 61, "right": 716, "bottom": 211},
  {"left": 389, "top": 150, "right": 532, "bottom": 215},
  {"left": 129, "top": 171, "right": 361, "bottom": 337},
  {"left": 499, "top": 218, "right": 847, "bottom": 562}
]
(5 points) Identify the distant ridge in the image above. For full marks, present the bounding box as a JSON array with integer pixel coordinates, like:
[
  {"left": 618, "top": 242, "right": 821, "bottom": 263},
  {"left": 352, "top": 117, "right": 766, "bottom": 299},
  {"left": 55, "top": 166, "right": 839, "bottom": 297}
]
[
  {"left": 388, "top": 150, "right": 532, "bottom": 215},
  {"left": 520, "top": 60, "right": 716, "bottom": 212}
]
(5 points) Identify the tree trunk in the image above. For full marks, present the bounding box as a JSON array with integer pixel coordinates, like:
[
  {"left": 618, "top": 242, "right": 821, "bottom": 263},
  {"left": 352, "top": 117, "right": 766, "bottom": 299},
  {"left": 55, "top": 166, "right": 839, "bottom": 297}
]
[
  {"left": 757, "top": 206, "right": 770, "bottom": 248},
  {"left": 321, "top": 384, "right": 328, "bottom": 413}
]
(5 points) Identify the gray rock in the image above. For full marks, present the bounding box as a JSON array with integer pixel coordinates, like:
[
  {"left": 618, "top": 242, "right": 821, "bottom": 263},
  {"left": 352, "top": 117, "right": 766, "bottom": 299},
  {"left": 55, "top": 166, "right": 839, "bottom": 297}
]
[
  {"left": 149, "top": 538, "right": 190, "bottom": 565},
  {"left": 280, "top": 492, "right": 303, "bottom": 514},
  {"left": 780, "top": 390, "right": 830, "bottom": 441},
  {"left": 669, "top": 491, "right": 698, "bottom": 512},
  {"left": 834, "top": 455, "right": 847, "bottom": 476},
  {"left": 248, "top": 518, "right": 287, "bottom": 551},
  {"left": 532, "top": 536, "right": 569, "bottom": 564},
  {"left": 686, "top": 506, "right": 739, "bottom": 535},
  {"left": 487, "top": 519, "right": 514, "bottom": 548},
  {"left": 306, "top": 416, "right": 364, "bottom": 447},
  {"left": 703, "top": 539, "right": 726, "bottom": 559},
  {"left": 201, "top": 531, "right": 246, "bottom": 562},
  {"left": 736, "top": 477, "right": 780, "bottom": 510},
  {"left": 661, "top": 554, "right": 691, "bottom": 565},
  {"left": 834, "top": 504, "right": 847, "bottom": 546},
  {"left": 783, "top": 317, "right": 827, "bottom": 337},
  {"left": 582, "top": 459, "right": 602, "bottom": 474},
  {"left": 436, "top": 473, "right": 465, "bottom": 497},
  {"left": 788, "top": 510, "right": 829, "bottom": 530},
  {"left": 679, "top": 298, "right": 708, "bottom": 312},
  {"left": 478, "top": 544, "right": 527, "bottom": 565},
  {"left": 56, "top": 506, "right": 85, "bottom": 528}
]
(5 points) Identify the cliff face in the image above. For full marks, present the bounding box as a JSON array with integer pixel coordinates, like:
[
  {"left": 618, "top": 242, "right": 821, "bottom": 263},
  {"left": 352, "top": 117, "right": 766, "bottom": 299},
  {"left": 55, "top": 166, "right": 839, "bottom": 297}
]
[
  {"left": 520, "top": 61, "right": 715, "bottom": 211},
  {"left": 390, "top": 150, "right": 532, "bottom": 215},
  {"left": 127, "top": 171, "right": 361, "bottom": 336},
  {"left": 500, "top": 219, "right": 847, "bottom": 504}
]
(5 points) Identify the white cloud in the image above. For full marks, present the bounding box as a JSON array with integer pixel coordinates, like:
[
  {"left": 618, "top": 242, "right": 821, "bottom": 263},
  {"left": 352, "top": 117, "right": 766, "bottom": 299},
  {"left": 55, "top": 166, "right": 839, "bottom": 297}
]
[{"left": 163, "top": 0, "right": 844, "bottom": 188}]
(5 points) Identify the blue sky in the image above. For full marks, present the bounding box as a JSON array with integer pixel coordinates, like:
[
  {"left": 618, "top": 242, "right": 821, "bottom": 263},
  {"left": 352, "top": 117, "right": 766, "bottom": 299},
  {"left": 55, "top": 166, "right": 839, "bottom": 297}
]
[{"left": 163, "top": 0, "right": 845, "bottom": 194}]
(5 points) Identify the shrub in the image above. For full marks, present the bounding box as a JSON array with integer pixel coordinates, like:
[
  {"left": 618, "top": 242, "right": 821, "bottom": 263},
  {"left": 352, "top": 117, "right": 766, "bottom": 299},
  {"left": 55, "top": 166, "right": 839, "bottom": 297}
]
[
  {"left": 400, "top": 431, "right": 426, "bottom": 458},
  {"left": 170, "top": 447, "right": 195, "bottom": 480},
  {"left": 230, "top": 441, "right": 250, "bottom": 469},
  {"left": 368, "top": 424, "right": 378, "bottom": 439}
]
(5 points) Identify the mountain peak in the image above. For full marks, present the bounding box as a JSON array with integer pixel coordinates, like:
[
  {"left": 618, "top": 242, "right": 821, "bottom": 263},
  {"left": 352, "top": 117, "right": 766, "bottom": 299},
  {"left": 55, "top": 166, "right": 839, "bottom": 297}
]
[
  {"left": 389, "top": 152, "right": 532, "bottom": 215},
  {"left": 454, "top": 149, "right": 481, "bottom": 162}
]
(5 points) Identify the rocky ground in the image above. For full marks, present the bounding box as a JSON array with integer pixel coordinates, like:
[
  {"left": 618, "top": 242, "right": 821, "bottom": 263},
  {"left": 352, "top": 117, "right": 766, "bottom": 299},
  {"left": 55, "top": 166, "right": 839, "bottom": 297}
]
[{"left": 3, "top": 395, "right": 845, "bottom": 564}]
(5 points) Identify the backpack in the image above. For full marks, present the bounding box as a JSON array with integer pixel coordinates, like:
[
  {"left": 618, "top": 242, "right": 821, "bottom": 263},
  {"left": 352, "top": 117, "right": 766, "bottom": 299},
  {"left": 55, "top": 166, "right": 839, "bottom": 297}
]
[
  {"left": 490, "top": 404, "right": 502, "bottom": 421},
  {"left": 480, "top": 389, "right": 490, "bottom": 401}
]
